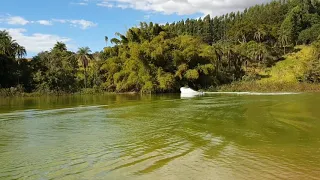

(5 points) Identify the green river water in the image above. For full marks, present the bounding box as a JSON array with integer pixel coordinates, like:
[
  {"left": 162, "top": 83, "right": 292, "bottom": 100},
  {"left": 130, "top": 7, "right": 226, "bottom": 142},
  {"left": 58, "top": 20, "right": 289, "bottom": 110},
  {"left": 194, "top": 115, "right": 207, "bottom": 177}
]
[{"left": 0, "top": 93, "right": 320, "bottom": 180}]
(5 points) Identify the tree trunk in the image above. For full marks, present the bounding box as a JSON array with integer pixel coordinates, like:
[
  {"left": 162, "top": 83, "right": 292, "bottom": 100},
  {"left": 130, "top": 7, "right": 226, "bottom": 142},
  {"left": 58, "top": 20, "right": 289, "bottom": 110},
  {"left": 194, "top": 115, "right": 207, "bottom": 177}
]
[
  {"left": 84, "top": 68, "right": 87, "bottom": 89},
  {"left": 259, "top": 54, "right": 261, "bottom": 66},
  {"left": 228, "top": 51, "right": 231, "bottom": 70}
]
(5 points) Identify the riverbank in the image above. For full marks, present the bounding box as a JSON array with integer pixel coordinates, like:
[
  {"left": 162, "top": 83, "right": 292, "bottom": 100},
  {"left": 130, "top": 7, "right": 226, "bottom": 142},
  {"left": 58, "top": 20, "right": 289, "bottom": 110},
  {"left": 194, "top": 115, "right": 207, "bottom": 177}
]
[
  {"left": 0, "top": 88, "right": 101, "bottom": 97},
  {"left": 2, "top": 83, "right": 320, "bottom": 97},
  {"left": 0, "top": 87, "right": 141, "bottom": 97}
]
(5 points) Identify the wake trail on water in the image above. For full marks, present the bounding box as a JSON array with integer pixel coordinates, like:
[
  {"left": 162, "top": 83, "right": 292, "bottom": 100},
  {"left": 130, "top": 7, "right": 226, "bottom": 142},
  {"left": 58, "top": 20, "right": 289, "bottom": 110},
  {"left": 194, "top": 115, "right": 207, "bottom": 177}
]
[
  {"left": 180, "top": 87, "right": 300, "bottom": 97},
  {"left": 203, "top": 92, "right": 301, "bottom": 95}
]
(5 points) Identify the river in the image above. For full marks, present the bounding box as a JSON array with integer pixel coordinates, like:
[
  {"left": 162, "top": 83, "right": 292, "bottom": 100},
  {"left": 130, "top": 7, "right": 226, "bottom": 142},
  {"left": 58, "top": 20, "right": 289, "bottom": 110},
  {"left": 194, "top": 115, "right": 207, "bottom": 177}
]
[{"left": 0, "top": 93, "right": 319, "bottom": 179}]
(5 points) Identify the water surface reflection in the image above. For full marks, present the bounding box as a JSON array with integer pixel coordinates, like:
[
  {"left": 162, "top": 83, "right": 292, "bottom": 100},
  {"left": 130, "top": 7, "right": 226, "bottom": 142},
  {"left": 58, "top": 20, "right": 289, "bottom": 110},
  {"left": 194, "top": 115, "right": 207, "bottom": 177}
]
[{"left": 0, "top": 94, "right": 319, "bottom": 179}]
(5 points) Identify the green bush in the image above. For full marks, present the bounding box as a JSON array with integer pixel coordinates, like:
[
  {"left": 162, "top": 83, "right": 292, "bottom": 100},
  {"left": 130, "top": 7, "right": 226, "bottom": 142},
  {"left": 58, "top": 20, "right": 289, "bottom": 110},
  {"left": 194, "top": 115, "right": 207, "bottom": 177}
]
[{"left": 298, "top": 24, "right": 320, "bottom": 44}]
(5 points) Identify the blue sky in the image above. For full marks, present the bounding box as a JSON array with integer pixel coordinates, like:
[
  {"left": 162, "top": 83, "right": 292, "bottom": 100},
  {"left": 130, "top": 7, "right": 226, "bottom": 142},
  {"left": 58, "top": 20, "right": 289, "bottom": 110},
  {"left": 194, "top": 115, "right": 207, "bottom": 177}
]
[{"left": 0, "top": 0, "right": 271, "bottom": 57}]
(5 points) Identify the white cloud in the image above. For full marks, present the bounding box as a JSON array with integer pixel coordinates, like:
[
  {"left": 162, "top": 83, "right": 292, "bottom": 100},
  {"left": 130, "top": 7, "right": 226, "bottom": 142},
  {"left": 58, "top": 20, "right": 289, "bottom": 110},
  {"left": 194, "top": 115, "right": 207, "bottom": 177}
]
[
  {"left": 97, "top": 1, "right": 114, "bottom": 8},
  {"left": 52, "top": 19, "right": 67, "bottom": 23},
  {"left": 6, "top": 16, "right": 29, "bottom": 25},
  {"left": 72, "top": 0, "right": 89, "bottom": 6},
  {"left": 97, "top": 0, "right": 273, "bottom": 16},
  {"left": 69, "top": 19, "right": 97, "bottom": 29},
  {"left": 144, "top": 15, "right": 151, "bottom": 20},
  {"left": 53, "top": 19, "right": 97, "bottom": 29},
  {"left": 71, "top": 2, "right": 88, "bottom": 6},
  {"left": 77, "top": 2, "right": 88, "bottom": 5},
  {"left": 0, "top": 28, "right": 72, "bottom": 54},
  {"left": 0, "top": 15, "right": 96, "bottom": 29},
  {"left": 37, "top": 20, "right": 53, "bottom": 26}
]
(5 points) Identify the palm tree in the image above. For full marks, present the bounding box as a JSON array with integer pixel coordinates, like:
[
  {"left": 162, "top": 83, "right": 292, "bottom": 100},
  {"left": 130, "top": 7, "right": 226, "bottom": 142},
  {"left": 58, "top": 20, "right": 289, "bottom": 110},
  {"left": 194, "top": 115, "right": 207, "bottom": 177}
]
[
  {"left": 236, "top": 29, "right": 247, "bottom": 44},
  {"left": 77, "top": 47, "right": 92, "bottom": 88},
  {"left": 223, "top": 43, "right": 234, "bottom": 70},
  {"left": 53, "top": 42, "right": 67, "bottom": 52},
  {"left": 105, "top": 36, "right": 108, "bottom": 46},
  {"left": 0, "top": 31, "right": 15, "bottom": 56},
  {"left": 0, "top": 30, "right": 10, "bottom": 45},
  {"left": 0, "top": 30, "right": 27, "bottom": 85},
  {"left": 212, "top": 44, "right": 224, "bottom": 75},
  {"left": 14, "top": 45, "right": 27, "bottom": 85},
  {"left": 115, "top": 32, "right": 128, "bottom": 44},
  {"left": 0, "top": 30, "right": 10, "bottom": 38},
  {"left": 110, "top": 38, "right": 121, "bottom": 45},
  {"left": 256, "top": 43, "right": 269, "bottom": 65},
  {"left": 254, "top": 28, "right": 266, "bottom": 43},
  {"left": 278, "top": 31, "right": 289, "bottom": 55},
  {"left": 14, "top": 45, "right": 27, "bottom": 59},
  {"left": 0, "top": 31, "right": 10, "bottom": 53},
  {"left": 0, "top": 30, "right": 26, "bottom": 59}
]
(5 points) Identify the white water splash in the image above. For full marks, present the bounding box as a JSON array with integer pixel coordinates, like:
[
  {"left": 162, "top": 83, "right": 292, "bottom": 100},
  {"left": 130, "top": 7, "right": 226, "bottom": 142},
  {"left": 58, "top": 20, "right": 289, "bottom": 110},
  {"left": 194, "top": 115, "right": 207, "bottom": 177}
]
[{"left": 180, "top": 87, "right": 204, "bottom": 98}]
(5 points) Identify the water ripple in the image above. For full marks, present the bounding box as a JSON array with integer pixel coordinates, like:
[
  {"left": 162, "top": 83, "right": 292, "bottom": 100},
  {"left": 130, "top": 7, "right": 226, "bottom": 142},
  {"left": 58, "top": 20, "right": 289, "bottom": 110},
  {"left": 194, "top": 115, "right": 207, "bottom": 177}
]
[{"left": 0, "top": 94, "right": 320, "bottom": 179}]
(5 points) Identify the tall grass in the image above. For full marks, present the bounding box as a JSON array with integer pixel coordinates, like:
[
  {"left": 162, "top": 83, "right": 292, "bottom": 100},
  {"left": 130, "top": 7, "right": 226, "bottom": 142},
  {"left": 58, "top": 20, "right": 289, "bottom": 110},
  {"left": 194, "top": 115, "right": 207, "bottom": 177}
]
[
  {"left": 218, "top": 45, "right": 320, "bottom": 92},
  {"left": 259, "top": 45, "right": 313, "bottom": 84},
  {"left": 0, "top": 85, "right": 25, "bottom": 97}
]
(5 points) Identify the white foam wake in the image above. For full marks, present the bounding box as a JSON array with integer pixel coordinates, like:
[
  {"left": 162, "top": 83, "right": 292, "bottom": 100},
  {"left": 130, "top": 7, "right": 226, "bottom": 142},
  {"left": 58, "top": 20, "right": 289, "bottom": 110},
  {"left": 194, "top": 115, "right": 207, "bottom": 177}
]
[
  {"left": 204, "top": 92, "right": 300, "bottom": 95},
  {"left": 180, "top": 87, "right": 204, "bottom": 98},
  {"left": 180, "top": 87, "right": 300, "bottom": 98}
]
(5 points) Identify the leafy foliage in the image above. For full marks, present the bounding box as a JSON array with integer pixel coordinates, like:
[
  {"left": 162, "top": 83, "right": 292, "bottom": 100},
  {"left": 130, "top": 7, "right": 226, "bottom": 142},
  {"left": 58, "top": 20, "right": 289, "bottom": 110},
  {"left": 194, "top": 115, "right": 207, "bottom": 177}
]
[
  {"left": 0, "top": 30, "right": 28, "bottom": 90},
  {"left": 298, "top": 24, "right": 320, "bottom": 44},
  {"left": 301, "top": 41, "right": 320, "bottom": 83},
  {"left": 32, "top": 45, "right": 78, "bottom": 93}
]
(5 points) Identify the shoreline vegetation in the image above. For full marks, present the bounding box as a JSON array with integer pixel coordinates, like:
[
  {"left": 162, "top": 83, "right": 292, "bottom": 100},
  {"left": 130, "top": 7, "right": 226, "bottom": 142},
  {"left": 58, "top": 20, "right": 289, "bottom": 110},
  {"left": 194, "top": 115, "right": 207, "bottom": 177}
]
[
  {"left": 1, "top": 0, "right": 320, "bottom": 97},
  {"left": 2, "top": 82, "right": 320, "bottom": 97},
  {"left": 218, "top": 82, "right": 320, "bottom": 92},
  {"left": 0, "top": 88, "right": 141, "bottom": 97}
]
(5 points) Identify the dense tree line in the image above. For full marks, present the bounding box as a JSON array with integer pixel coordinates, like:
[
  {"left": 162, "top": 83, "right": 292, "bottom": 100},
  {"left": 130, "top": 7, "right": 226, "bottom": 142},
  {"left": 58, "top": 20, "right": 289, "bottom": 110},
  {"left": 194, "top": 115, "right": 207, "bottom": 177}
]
[
  {"left": 0, "top": 32, "right": 103, "bottom": 93},
  {"left": 1, "top": 0, "right": 320, "bottom": 94},
  {"left": 99, "top": 0, "right": 320, "bottom": 92}
]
